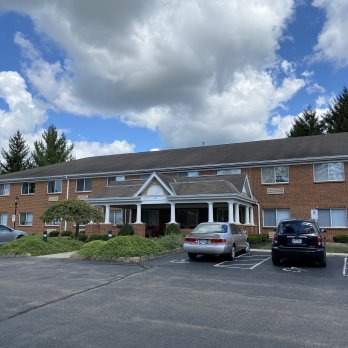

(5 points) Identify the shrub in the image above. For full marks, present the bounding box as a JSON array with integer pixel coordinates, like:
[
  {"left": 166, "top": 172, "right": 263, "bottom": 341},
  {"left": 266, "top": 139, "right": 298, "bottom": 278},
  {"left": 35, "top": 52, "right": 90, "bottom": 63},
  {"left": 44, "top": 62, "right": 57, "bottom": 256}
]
[
  {"left": 248, "top": 234, "right": 267, "bottom": 244},
  {"left": 88, "top": 233, "right": 104, "bottom": 241},
  {"left": 118, "top": 223, "right": 134, "bottom": 236},
  {"left": 48, "top": 230, "right": 60, "bottom": 237},
  {"left": 165, "top": 223, "right": 181, "bottom": 235},
  {"left": 73, "top": 232, "right": 88, "bottom": 242},
  {"left": 156, "top": 234, "right": 184, "bottom": 249},
  {"left": 61, "top": 231, "right": 73, "bottom": 237},
  {"left": 333, "top": 234, "right": 348, "bottom": 243},
  {"left": 101, "top": 233, "right": 114, "bottom": 241},
  {"left": 77, "top": 236, "right": 165, "bottom": 260}
]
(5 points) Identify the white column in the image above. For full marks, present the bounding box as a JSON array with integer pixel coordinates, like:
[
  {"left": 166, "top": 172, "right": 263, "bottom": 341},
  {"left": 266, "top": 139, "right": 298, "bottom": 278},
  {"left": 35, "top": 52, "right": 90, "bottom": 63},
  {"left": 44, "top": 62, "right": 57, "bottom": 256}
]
[
  {"left": 136, "top": 204, "right": 142, "bottom": 223},
  {"left": 245, "top": 205, "right": 250, "bottom": 224},
  {"left": 170, "top": 203, "right": 176, "bottom": 223},
  {"left": 228, "top": 202, "right": 234, "bottom": 223},
  {"left": 250, "top": 207, "right": 254, "bottom": 225},
  {"left": 208, "top": 202, "right": 214, "bottom": 222},
  {"left": 234, "top": 203, "right": 240, "bottom": 224},
  {"left": 129, "top": 209, "right": 132, "bottom": 223},
  {"left": 104, "top": 205, "right": 110, "bottom": 223}
]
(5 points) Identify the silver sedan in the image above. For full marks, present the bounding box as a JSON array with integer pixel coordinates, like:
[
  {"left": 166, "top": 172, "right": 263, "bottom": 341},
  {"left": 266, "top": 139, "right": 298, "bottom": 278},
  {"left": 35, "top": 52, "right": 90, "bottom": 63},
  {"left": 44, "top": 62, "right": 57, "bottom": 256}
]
[
  {"left": 183, "top": 222, "right": 250, "bottom": 260},
  {"left": 0, "top": 225, "right": 27, "bottom": 245}
]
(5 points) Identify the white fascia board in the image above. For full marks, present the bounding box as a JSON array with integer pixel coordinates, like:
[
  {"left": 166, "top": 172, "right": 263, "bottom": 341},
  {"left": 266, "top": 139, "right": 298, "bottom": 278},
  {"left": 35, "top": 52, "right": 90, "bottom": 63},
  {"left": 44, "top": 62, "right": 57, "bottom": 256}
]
[
  {"left": 242, "top": 176, "right": 253, "bottom": 198},
  {"left": 168, "top": 193, "right": 257, "bottom": 204},
  {"left": 133, "top": 172, "right": 174, "bottom": 197}
]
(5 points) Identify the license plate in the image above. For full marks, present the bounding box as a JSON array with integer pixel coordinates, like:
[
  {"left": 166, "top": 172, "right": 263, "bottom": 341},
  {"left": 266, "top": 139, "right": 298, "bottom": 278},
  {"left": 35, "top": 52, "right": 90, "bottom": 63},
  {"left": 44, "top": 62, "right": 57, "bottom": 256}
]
[
  {"left": 198, "top": 239, "right": 209, "bottom": 244},
  {"left": 292, "top": 239, "right": 302, "bottom": 244}
]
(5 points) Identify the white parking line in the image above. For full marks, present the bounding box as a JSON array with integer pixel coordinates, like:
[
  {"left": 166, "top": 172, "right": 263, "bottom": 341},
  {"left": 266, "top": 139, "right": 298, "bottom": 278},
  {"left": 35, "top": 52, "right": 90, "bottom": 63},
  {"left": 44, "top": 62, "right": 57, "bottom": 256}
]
[{"left": 344, "top": 258, "right": 347, "bottom": 277}]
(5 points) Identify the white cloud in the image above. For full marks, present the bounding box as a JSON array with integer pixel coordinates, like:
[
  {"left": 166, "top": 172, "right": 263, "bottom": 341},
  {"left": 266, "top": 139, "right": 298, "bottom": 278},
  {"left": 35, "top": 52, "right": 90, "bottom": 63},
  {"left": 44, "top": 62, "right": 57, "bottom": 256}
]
[
  {"left": 0, "top": 71, "right": 47, "bottom": 154},
  {"left": 0, "top": 0, "right": 305, "bottom": 149},
  {"left": 306, "top": 83, "right": 326, "bottom": 94},
  {"left": 73, "top": 140, "right": 135, "bottom": 159},
  {"left": 313, "top": 0, "right": 348, "bottom": 67}
]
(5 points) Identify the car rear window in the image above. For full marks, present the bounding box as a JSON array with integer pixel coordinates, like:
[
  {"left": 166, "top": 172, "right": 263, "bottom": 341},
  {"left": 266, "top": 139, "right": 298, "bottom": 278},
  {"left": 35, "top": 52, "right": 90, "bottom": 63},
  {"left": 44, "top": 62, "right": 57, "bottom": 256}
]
[
  {"left": 278, "top": 221, "right": 317, "bottom": 235},
  {"left": 192, "top": 224, "right": 228, "bottom": 234}
]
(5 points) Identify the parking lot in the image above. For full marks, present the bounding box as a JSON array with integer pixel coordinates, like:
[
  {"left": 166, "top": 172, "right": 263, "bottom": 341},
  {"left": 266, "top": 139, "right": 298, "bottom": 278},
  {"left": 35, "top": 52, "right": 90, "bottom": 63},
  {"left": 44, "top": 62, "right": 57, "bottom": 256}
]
[{"left": 1, "top": 251, "right": 347, "bottom": 348}]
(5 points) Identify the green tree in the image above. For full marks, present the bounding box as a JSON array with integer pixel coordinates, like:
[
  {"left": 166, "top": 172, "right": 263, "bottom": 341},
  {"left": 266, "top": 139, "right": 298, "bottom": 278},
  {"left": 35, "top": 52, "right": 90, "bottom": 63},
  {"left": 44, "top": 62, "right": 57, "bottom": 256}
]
[
  {"left": 323, "top": 87, "right": 348, "bottom": 133},
  {"left": 32, "top": 124, "right": 74, "bottom": 167},
  {"left": 0, "top": 130, "right": 32, "bottom": 174},
  {"left": 41, "top": 199, "right": 103, "bottom": 240},
  {"left": 287, "top": 106, "right": 324, "bottom": 137}
]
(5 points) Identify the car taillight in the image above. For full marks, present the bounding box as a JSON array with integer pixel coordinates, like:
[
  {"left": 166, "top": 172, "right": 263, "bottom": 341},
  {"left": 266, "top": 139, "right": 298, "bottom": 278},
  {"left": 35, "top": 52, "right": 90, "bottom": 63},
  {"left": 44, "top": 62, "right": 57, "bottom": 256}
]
[
  {"left": 210, "top": 239, "right": 227, "bottom": 244},
  {"left": 185, "top": 238, "right": 197, "bottom": 243},
  {"left": 317, "top": 236, "right": 322, "bottom": 246},
  {"left": 273, "top": 234, "right": 279, "bottom": 245}
]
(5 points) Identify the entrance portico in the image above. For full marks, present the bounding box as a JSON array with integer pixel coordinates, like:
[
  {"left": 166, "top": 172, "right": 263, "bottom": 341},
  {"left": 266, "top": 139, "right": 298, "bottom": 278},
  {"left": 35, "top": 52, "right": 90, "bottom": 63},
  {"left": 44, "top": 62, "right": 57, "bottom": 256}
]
[{"left": 88, "top": 172, "right": 258, "bottom": 236}]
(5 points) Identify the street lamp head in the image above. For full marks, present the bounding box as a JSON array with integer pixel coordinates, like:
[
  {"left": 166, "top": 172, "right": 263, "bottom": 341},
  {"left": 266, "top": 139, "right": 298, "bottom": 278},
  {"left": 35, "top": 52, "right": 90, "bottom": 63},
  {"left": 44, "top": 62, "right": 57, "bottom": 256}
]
[{"left": 15, "top": 196, "right": 19, "bottom": 205}]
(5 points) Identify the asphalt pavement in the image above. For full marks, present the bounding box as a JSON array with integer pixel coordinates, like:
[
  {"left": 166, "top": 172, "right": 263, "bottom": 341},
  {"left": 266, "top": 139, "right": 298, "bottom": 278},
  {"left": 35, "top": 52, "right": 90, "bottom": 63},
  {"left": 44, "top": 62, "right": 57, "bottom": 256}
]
[{"left": 0, "top": 251, "right": 347, "bottom": 348}]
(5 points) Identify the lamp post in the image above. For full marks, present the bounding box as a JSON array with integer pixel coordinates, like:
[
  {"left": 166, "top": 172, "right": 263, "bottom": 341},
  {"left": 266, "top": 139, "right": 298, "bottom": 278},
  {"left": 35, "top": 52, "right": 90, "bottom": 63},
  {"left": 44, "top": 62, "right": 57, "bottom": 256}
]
[{"left": 13, "top": 196, "right": 19, "bottom": 229}]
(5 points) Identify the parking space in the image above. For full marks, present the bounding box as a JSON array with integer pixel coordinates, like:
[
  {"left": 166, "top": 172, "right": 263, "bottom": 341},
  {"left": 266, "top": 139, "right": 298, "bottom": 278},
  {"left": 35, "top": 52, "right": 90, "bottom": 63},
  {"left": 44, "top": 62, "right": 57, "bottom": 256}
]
[{"left": 214, "top": 253, "right": 270, "bottom": 269}]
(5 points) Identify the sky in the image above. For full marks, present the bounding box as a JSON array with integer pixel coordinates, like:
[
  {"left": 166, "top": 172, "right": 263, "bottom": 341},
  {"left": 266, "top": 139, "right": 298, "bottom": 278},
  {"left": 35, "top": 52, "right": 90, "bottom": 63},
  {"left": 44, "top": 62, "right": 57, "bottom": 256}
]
[{"left": 0, "top": 0, "right": 348, "bottom": 160}]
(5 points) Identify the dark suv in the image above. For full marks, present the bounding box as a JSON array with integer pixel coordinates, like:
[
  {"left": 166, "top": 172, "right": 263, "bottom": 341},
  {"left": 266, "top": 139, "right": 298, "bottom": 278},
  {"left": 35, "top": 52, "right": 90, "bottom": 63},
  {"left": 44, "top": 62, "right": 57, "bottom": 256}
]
[{"left": 271, "top": 219, "right": 326, "bottom": 267}]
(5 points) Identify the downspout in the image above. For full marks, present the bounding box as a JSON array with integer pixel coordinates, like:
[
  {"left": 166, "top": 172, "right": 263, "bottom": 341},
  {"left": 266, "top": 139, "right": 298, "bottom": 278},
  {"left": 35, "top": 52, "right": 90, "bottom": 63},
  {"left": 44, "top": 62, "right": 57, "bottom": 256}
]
[
  {"left": 256, "top": 202, "right": 261, "bottom": 234},
  {"left": 64, "top": 176, "right": 69, "bottom": 231}
]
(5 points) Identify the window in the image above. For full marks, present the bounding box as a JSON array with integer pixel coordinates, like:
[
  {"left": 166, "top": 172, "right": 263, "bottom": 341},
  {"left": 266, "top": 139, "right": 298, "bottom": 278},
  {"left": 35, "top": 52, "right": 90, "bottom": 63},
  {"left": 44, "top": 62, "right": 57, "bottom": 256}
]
[
  {"left": 0, "top": 212, "right": 8, "bottom": 225},
  {"left": 19, "top": 213, "right": 33, "bottom": 226},
  {"left": 47, "top": 180, "right": 62, "bottom": 193},
  {"left": 45, "top": 219, "right": 61, "bottom": 226},
  {"left": 314, "top": 162, "right": 344, "bottom": 182},
  {"left": 107, "top": 176, "right": 125, "bottom": 185},
  {"left": 0, "top": 183, "right": 10, "bottom": 196},
  {"left": 177, "top": 171, "right": 199, "bottom": 178},
  {"left": 263, "top": 209, "right": 290, "bottom": 227},
  {"left": 22, "top": 182, "right": 35, "bottom": 195},
  {"left": 261, "top": 166, "right": 289, "bottom": 183},
  {"left": 318, "top": 209, "right": 347, "bottom": 227},
  {"left": 76, "top": 178, "right": 92, "bottom": 192},
  {"left": 217, "top": 168, "right": 241, "bottom": 175},
  {"left": 177, "top": 209, "right": 199, "bottom": 228},
  {"left": 109, "top": 210, "right": 123, "bottom": 225}
]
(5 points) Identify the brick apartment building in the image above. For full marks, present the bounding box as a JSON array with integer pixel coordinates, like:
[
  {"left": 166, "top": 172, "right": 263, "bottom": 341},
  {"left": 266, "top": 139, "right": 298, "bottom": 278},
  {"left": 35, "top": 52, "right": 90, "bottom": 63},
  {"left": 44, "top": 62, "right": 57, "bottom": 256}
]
[{"left": 1, "top": 133, "right": 348, "bottom": 240}]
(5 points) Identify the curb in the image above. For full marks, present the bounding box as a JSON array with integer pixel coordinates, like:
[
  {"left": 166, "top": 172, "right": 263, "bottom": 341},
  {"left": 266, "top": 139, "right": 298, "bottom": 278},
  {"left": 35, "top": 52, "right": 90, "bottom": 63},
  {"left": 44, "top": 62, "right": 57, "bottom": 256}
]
[{"left": 71, "top": 247, "right": 184, "bottom": 263}]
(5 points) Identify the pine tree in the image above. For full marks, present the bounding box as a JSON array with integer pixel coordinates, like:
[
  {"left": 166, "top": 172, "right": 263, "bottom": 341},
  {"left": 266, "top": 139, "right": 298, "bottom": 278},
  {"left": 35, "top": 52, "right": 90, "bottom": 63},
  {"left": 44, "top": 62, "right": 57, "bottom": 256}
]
[
  {"left": 323, "top": 87, "right": 348, "bottom": 133},
  {"left": 287, "top": 106, "right": 324, "bottom": 137},
  {"left": 32, "top": 124, "right": 74, "bottom": 167},
  {"left": 0, "top": 131, "right": 32, "bottom": 174}
]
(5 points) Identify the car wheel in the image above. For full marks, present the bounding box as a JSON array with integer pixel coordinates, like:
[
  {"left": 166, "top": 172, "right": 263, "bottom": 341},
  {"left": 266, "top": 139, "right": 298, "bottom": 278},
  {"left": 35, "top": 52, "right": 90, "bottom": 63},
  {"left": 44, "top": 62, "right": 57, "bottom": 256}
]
[
  {"left": 188, "top": 253, "right": 197, "bottom": 261},
  {"left": 318, "top": 253, "right": 326, "bottom": 267},
  {"left": 243, "top": 242, "right": 250, "bottom": 254},
  {"left": 227, "top": 245, "right": 236, "bottom": 261},
  {"left": 272, "top": 255, "right": 280, "bottom": 266}
]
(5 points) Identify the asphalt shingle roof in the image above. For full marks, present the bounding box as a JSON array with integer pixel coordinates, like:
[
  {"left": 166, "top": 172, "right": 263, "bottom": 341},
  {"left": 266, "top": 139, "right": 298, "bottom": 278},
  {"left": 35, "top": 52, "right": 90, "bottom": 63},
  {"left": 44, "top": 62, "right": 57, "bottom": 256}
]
[
  {"left": 89, "top": 174, "right": 246, "bottom": 198},
  {"left": 1, "top": 133, "right": 348, "bottom": 181}
]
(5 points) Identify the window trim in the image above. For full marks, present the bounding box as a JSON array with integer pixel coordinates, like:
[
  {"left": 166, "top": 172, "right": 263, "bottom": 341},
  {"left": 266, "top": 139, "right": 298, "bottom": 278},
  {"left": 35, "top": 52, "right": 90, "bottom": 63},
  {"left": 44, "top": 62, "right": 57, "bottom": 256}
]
[
  {"left": 21, "top": 182, "right": 36, "bottom": 195},
  {"left": 261, "top": 166, "right": 289, "bottom": 184},
  {"left": 317, "top": 208, "right": 347, "bottom": 228},
  {"left": 19, "top": 212, "right": 33, "bottom": 226},
  {"left": 76, "top": 178, "right": 92, "bottom": 192},
  {"left": 0, "top": 183, "right": 10, "bottom": 196},
  {"left": 263, "top": 208, "right": 291, "bottom": 227},
  {"left": 47, "top": 180, "right": 62, "bottom": 194},
  {"left": 313, "top": 162, "right": 345, "bottom": 183}
]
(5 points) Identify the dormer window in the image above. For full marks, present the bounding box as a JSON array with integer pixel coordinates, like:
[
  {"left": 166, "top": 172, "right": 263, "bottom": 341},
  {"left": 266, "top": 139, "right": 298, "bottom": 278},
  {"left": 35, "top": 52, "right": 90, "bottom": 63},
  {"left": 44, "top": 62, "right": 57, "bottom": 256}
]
[{"left": 147, "top": 185, "right": 164, "bottom": 196}]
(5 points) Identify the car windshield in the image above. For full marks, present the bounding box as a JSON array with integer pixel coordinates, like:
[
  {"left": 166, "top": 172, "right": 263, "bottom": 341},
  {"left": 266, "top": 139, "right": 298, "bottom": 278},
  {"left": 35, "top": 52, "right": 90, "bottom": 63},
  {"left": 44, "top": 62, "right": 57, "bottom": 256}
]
[
  {"left": 191, "top": 224, "right": 228, "bottom": 234},
  {"left": 278, "top": 221, "right": 317, "bottom": 235}
]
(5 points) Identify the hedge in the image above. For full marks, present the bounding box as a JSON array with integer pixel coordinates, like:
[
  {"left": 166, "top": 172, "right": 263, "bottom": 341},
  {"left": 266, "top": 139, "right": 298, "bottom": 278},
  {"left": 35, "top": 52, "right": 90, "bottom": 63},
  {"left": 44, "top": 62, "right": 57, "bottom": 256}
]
[
  {"left": 333, "top": 235, "right": 348, "bottom": 243},
  {"left": 248, "top": 233, "right": 269, "bottom": 244},
  {"left": 48, "top": 230, "right": 60, "bottom": 237}
]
